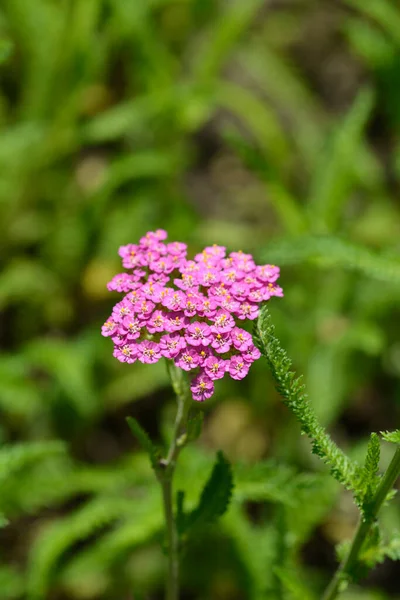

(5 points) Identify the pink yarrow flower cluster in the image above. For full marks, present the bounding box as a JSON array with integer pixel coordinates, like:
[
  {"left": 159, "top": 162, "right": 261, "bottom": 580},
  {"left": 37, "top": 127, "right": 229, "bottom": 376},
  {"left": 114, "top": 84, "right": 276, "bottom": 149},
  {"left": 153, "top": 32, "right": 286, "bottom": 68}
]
[{"left": 102, "top": 230, "right": 283, "bottom": 401}]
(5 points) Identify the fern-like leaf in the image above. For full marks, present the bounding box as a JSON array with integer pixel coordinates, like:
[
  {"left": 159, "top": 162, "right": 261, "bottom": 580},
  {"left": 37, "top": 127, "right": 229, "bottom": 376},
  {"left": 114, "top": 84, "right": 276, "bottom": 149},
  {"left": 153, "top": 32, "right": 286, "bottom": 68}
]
[
  {"left": 307, "top": 87, "right": 374, "bottom": 233},
  {"left": 27, "top": 497, "right": 134, "bottom": 599},
  {"left": 0, "top": 441, "right": 65, "bottom": 482},
  {"left": 360, "top": 529, "right": 400, "bottom": 572},
  {"left": 185, "top": 451, "right": 233, "bottom": 532},
  {"left": 126, "top": 417, "right": 160, "bottom": 471},
  {"left": 380, "top": 534, "right": 400, "bottom": 562},
  {"left": 357, "top": 433, "right": 381, "bottom": 515},
  {"left": 261, "top": 235, "right": 400, "bottom": 285},
  {"left": 381, "top": 430, "right": 400, "bottom": 444},
  {"left": 254, "top": 305, "right": 361, "bottom": 492}
]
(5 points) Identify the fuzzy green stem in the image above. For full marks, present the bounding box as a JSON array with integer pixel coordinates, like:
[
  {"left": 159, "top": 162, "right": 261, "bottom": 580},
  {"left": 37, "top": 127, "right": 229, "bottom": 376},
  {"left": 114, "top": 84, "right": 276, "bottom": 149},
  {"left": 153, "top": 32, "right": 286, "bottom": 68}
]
[
  {"left": 159, "top": 365, "right": 192, "bottom": 600},
  {"left": 160, "top": 477, "right": 179, "bottom": 600},
  {"left": 322, "top": 445, "right": 400, "bottom": 600}
]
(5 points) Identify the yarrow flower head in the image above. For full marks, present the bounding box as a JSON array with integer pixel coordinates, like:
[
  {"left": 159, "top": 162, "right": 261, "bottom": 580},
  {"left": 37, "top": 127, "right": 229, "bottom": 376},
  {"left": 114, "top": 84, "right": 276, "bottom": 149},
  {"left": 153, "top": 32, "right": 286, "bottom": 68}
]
[{"left": 102, "top": 230, "right": 283, "bottom": 401}]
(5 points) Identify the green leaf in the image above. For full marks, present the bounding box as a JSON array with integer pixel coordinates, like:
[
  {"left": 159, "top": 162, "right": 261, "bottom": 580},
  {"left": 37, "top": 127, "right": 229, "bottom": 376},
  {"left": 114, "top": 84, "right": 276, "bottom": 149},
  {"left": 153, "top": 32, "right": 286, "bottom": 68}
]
[
  {"left": 233, "top": 460, "right": 298, "bottom": 505},
  {"left": 223, "top": 505, "right": 279, "bottom": 599},
  {"left": 345, "top": 18, "right": 396, "bottom": 68},
  {"left": 81, "top": 93, "right": 172, "bottom": 143},
  {"left": 262, "top": 235, "right": 400, "bottom": 286},
  {"left": 359, "top": 529, "right": 400, "bottom": 571},
  {"left": 185, "top": 451, "right": 233, "bottom": 531},
  {"left": 24, "top": 338, "right": 98, "bottom": 418},
  {"left": 0, "top": 355, "right": 43, "bottom": 419},
  {"left": 254, "top": 305, "right": 361, "bottom": 493},
  {"left": 26, "top": 497, "right": 134, "bottom": 599},
  {"left": 126, "top": 417, "right": 159, "bottom": 471},
  {"left": 274, "top": 567, "right": 316, "bottom": 600},
  {"left": 307, "top": 87, "right": 374, "bottom": 233},
  {"left": 222, "top": 125, "right": 307, "bottom": 235},
  {"left": 363, "top": 433, "right": 381, "bottom": 485},
  {"left": 193, "top": 0, "right": 263, "bottom": 83},
  {"left": 0, "top": 441, "right": 65, "bottom": 483},
  {"left": 92, "top": 151, "right": 181, "bottom": 206},
  {"left": 345, "top": 0, "right": 400, "bottom": 45},
  {"left": 58, "top": 491, "right": 163, "bottom": 595},
  {"left": 358, "top": 433, "right": 381, "bottom": 515},
  {"left": 237, "top": 41, "right": 324, "bottom": 169},
  {"left": 381, "top": 430, "right": 400, "bottom": 444},
  {"left": 381, "top": 534, "right": 400, "bottom": 561},
  {"left": 216, "top": 81, "right": 290, "bottom": 172},
  {"left": 0, "top": 260, "right": 61, "bottom": 311}
]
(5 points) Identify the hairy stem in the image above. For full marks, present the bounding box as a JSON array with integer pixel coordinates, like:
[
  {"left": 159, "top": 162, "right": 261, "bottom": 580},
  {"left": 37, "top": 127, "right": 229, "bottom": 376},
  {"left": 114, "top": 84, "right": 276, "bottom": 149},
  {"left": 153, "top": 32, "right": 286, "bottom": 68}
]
[
  {"left": 159, "top": 365, "right": 192, "bottom": 600},
  {"left": 322, "top": 445, "right": 400, "bottom": 600},
  {"left": 160, "top": 477, "right": 179, "bottom": 600}
]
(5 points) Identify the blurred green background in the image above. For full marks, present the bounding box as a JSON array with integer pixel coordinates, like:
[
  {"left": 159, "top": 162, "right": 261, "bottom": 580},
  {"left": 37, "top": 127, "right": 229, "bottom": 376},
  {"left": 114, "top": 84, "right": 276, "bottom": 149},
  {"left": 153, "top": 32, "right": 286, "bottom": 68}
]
[{"left": 1, "top": 0, "right": 400, "bottom": 598}]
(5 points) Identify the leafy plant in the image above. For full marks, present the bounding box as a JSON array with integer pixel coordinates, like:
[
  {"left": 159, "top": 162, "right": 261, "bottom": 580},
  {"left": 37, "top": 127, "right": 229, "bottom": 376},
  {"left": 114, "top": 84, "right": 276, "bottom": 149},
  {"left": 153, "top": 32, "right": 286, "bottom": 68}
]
[
  {"left": 255, "top": 305, "right": 400, "bottom": 598},
  {"left": 1, "top": 0, "right": 400, "bottom": 598}
]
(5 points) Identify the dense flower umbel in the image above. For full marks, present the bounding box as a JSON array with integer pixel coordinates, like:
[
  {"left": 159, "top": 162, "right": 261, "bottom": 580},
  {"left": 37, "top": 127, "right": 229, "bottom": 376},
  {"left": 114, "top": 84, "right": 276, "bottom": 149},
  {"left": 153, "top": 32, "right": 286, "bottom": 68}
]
[{"left": 102, "top": 230, "right": 283, "bottom": 401}]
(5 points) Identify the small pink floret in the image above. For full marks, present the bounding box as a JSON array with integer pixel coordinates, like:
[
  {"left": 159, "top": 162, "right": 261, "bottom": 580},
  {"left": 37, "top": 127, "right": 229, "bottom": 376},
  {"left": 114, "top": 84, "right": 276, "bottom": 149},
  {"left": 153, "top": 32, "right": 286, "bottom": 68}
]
[
  {"left": 186, "top": 322, "right": 211, "bottom": 347},
  {"left": 190, "top": 374, "right": 214, "bottom": 402},
  {"left": 114, "top": 344, "right": 137, "bottom": 364},
  {"left": 229, "top": 356, "right": 250, "bottom": 380},
  {"left": 102, "top": 319, "right": 117, "bottom": 337},
  {"left": 137, "top": 341, "right": 161, "bottom": 364},
  {"left": 175, "top": 349, "right": 200, "bottom": 371},
  {"left": 204, "top": 356, "right": 227, "bottom": 380},
  {"left": 159, "top": 333, "right": 186, "bottom": 358}
]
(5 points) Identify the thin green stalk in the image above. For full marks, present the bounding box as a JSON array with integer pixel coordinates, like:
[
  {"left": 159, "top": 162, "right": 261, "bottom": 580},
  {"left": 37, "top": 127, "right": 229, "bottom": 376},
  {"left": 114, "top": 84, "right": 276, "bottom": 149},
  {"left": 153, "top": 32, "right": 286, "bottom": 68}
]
[
  {"left": 165, "top": 389, "right": 191, "bottom": 467},
  {"left": 322, "top": 445, "right": 400, "bottom": 600},
  {"left": 158, "top": 366, "right": 192, "bottom": 600},
  {"left": 160, "top": 477, "right": 179, "bottom": 600}
]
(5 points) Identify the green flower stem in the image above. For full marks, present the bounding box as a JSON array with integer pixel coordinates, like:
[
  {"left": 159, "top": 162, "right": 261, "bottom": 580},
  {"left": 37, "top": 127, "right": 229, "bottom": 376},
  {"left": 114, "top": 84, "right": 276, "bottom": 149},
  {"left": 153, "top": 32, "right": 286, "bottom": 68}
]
[
  {"left": 160, "top": 477, "right": 179, "bottom": 600},
  {"left": 158, "top": 365, "right": 193, "bottom": 600},
  {"left": 322, "top": 445, "right": 400, "bottom": 600}
]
